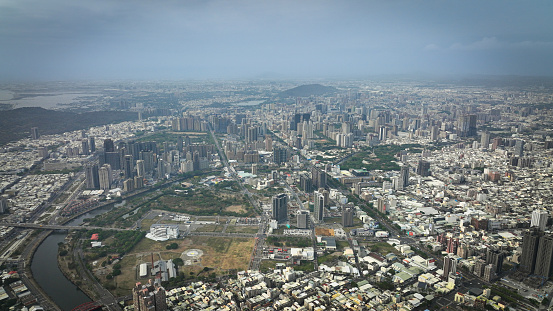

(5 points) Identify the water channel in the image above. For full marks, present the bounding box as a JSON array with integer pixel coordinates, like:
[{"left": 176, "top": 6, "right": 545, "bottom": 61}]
[{"left": 31, "top": 202, "right": 123, "bottom": 311}]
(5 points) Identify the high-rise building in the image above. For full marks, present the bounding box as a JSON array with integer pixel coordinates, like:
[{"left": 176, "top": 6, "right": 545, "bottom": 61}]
[
  {"left": 38, "top": 146, "right": 49, "bottom": 159},
  {"left": 0, "top": 198, "right": 8, "bottom": 214},
  {"left": 443, "top": 255, "right": 457, "bottom": 279},
  {"left": 519, "top": 228, "right": 543, "bottom": 274},
  {"left": 136, "top": 160, "right": 146, "bottom": 177},
  {"left": 123, "top": 178, "right": 134, "bottom": 192},
  {"left": 400, "top": 165, "right": 409, "bottom": 188},
  {"left": 31, "top": 127, "right": 39, "bottom": 140},
  {"left": 514, "top": 139, "right": 525, "bottom": 157},
  {"left": 313, "top": 191, "right": 324, "bottom": 223},
  {"left": 416, "top": 160, "right": 431, "bottom": 177},
  {"left": 134, "top": 175, "right": 144, "bottom": 189},
  {"left": 132, "top": 282, "right": 167, "bottom": 311},
  {"left": 457, "top": 114, "right": 477, "bottom": 137},
  {"left": 430, "top": 125, "right": 439, "bottom": 141},
  {"left": 377, "top": 198, "right": 387, "bottom": 214},
  {"left": 311, "top": 167, "right": 327, "bottom": 189},
  {"left": 81, "top": 140, "right": 90, "bottom": 155},
  {"left": 123, "top": 155, "right": 134, "bottom": 179},
  {"left": 531, "top": 210, "right": 549, "bottom": 231},
  {"left": 89, "top": 136, "right": 96, "bottom": 153},
  {"left": 103, "top": 139, "right": 115, "bottom": 152},
  {"left": 273, "top": 147, "right": 288, "bottom": 164},
  {"left": 98, "top": 164, "right": 112, "bottom": 191},
  {"left": 342, "top": 208, "right": 354, "bottom": 227},
  {"left": 103, "top": 152, "right": 121, "bottom": 170},
  {"left": 535, "top": 234, "right": 553, "bottom": 278},
  {"left": 483, "top": 264, "right": 495, "bottom": 282},
  {"left": 265, "top": 137, "right": 273, "bottom": 151},
  {"left": 85, "top": 164, "right": 100, "bottom": 189},
  {"left": 378, "top": 126, "right": 388, "bottom": 141},
  {"left": 480, "top": 131, "right": 490, "bottom": 150},
  {"left": 297, "top": 210, "right": 309, "bottom": 229},
  {"left": 299, "top": 175, "right": 313, "bottom": 193},
  {"left": 272, "top": 193, "right": 288, "bottom": 224},
  {"left": 486, "top": 248, "right": 505, "bottom": 274}
]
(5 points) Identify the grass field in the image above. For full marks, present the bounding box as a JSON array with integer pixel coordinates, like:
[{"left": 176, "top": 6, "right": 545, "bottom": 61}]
[
  {"left": 225, "top": 226, "right": 259, "bottom": 234},
  {"left": 259, "top": 260, "right": 282, "bottom": 273},
  {"left": 194, "top": 224, "right": 224, "bottom": 232},
  {"left": 365, "top": 241, "right": 400, "bottom": 255}
]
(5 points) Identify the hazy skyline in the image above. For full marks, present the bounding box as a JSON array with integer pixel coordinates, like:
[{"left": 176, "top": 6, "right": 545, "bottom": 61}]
[{"left": 1, "top": 0, "right": 552, "bottom": 81}]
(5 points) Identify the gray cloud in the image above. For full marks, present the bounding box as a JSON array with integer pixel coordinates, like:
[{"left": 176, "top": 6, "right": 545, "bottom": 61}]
[{"left": 1, "top": 0, "right": 552, "bottom": 80}]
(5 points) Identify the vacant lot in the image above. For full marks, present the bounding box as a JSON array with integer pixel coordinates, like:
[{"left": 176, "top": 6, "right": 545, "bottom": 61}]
[{"left": 103, "top": 235, "right": 254, "bottom": 295}]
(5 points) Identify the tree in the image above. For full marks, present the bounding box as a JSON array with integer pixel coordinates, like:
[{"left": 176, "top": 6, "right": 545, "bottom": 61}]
[{"left": 173, "top": 258, "right": 184, "bottom": 266}]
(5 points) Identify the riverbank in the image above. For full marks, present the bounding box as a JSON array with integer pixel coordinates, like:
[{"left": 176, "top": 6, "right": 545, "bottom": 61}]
[
  {"left": 57, "top": 234, "right": 99, "bottom": 302},
  {"left": 21, "top": 230, "right": 62, "bottom": 311}
]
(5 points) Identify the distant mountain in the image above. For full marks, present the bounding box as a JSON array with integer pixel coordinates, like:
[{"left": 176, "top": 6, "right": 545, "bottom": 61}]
[
  {"left": 0, "top": 107, "right": 138, "bottom": 146},
  {"left": 277, "top": 84, "right": 338, "bottom": 98}
]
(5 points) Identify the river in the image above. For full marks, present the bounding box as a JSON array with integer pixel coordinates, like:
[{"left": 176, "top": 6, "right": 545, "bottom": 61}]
[{"left": 30, "top": 203, "right": 122, "bottom": 311}]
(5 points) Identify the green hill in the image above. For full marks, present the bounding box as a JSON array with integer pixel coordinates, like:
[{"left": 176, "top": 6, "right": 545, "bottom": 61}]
[
  {"left": 0, "top": 107, "right": 138, "bottom": 145},
  {"left": 277, "top": 84, "right": 338, "bottom": 98}
]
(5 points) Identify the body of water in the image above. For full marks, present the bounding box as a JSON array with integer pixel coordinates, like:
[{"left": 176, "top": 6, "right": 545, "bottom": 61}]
[
  {"left": 233, "top": 100, "right": 264, "bottom": 106},
  {"left": 31, "top": 204, "right": 118, "bottom": 310},
  {"left": 0, "top": 90, "right": 14, "bottom": 101},
  {"left": 0, "top": 93, "right": 100, "bottom": 109}
]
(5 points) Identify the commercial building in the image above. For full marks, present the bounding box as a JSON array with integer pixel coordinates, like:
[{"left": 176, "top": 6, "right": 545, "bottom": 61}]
[{"left": 272, "top": 193, "right": 288, "bottom": 224}]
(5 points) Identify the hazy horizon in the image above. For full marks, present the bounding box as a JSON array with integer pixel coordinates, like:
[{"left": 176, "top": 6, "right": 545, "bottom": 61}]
[{"left": 1, "top": 0, "right": 553, "bottom": 81}]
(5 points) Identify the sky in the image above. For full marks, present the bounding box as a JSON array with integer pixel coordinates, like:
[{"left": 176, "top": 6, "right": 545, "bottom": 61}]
[{"left": 1, "top": 0, "right": 552, "bottom": 81}]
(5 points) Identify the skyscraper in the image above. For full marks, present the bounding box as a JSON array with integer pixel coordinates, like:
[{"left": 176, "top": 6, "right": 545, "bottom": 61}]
[
  {"left": 443, "top": 255, "right": 457, "bottom": 279},
  {"left": 416, "top": 160, "right": 431, "bottom": 177},
  {"left": 342, "top": 208, "right": 354, "bottom": 227},
  {"left": 313, "top": 191, "right": 324, "bottom": 223},
  {"left": 311, "top": 167, "right": 327, "bottom": 189},
  {"left": 535, "top": 234, "right": 553, "bottom": 278},
  {"left": 136, "top": 160, "right": 146, "bottom": 178},
  {"left": 81, "top": 140, "right": 90, "bottom": 156},
  {"left": 89, "top": 136, "right": 96, "bottom": 153},
  {"left": 272, "top": 193, "right": 288, "bottom": 224},
  {"left": 378, "top": 126, "right": 388, "bottom": 141},
  {"left": 531, "top": 210, "right": 549, "bottom": 231},
  {"left": 480, "top": 131, "right": 490, "bottom": 150},
  {"left": 123, "top": 155, "right": 134, "bottom": 179},
  {"left": 430, "top": 125, "right": 439, "bottom": 141},
  {"left": 486, "top": 248, "right": 505, "bottom": 274},
  {"left": 297, "top": 210, "right": 309, "bottom": 229},
  {"left": 514, "top": 139, "right": 525, "bottom": 157},
  {"left": 85, "top": 164, "right": 100, "bottom": 189},
  {"left": 31, "top": 127, "right": 39, "bottom": 140},
  {"left": 273, "top": 146, "right": 288, "bottom": 164},
  {"left": 519, "top": 228, "right": 543, "bottom": 274},
  {"left": 400, "top": 165, "right": 409, "bottom": 188},
  {"left": 103, "top": 138, "right": 115, "bottom": 152},
  {"left": 457, "top": 114, "right": 477, "bottom": 137},
  {"left": 98, "top": 164, "right": 112, "bottom": 191}
]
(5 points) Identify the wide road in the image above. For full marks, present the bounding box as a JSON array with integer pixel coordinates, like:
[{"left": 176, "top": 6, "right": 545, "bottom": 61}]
[{"left": 0, "top": 222, "right": 131, "bottom": 231}]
